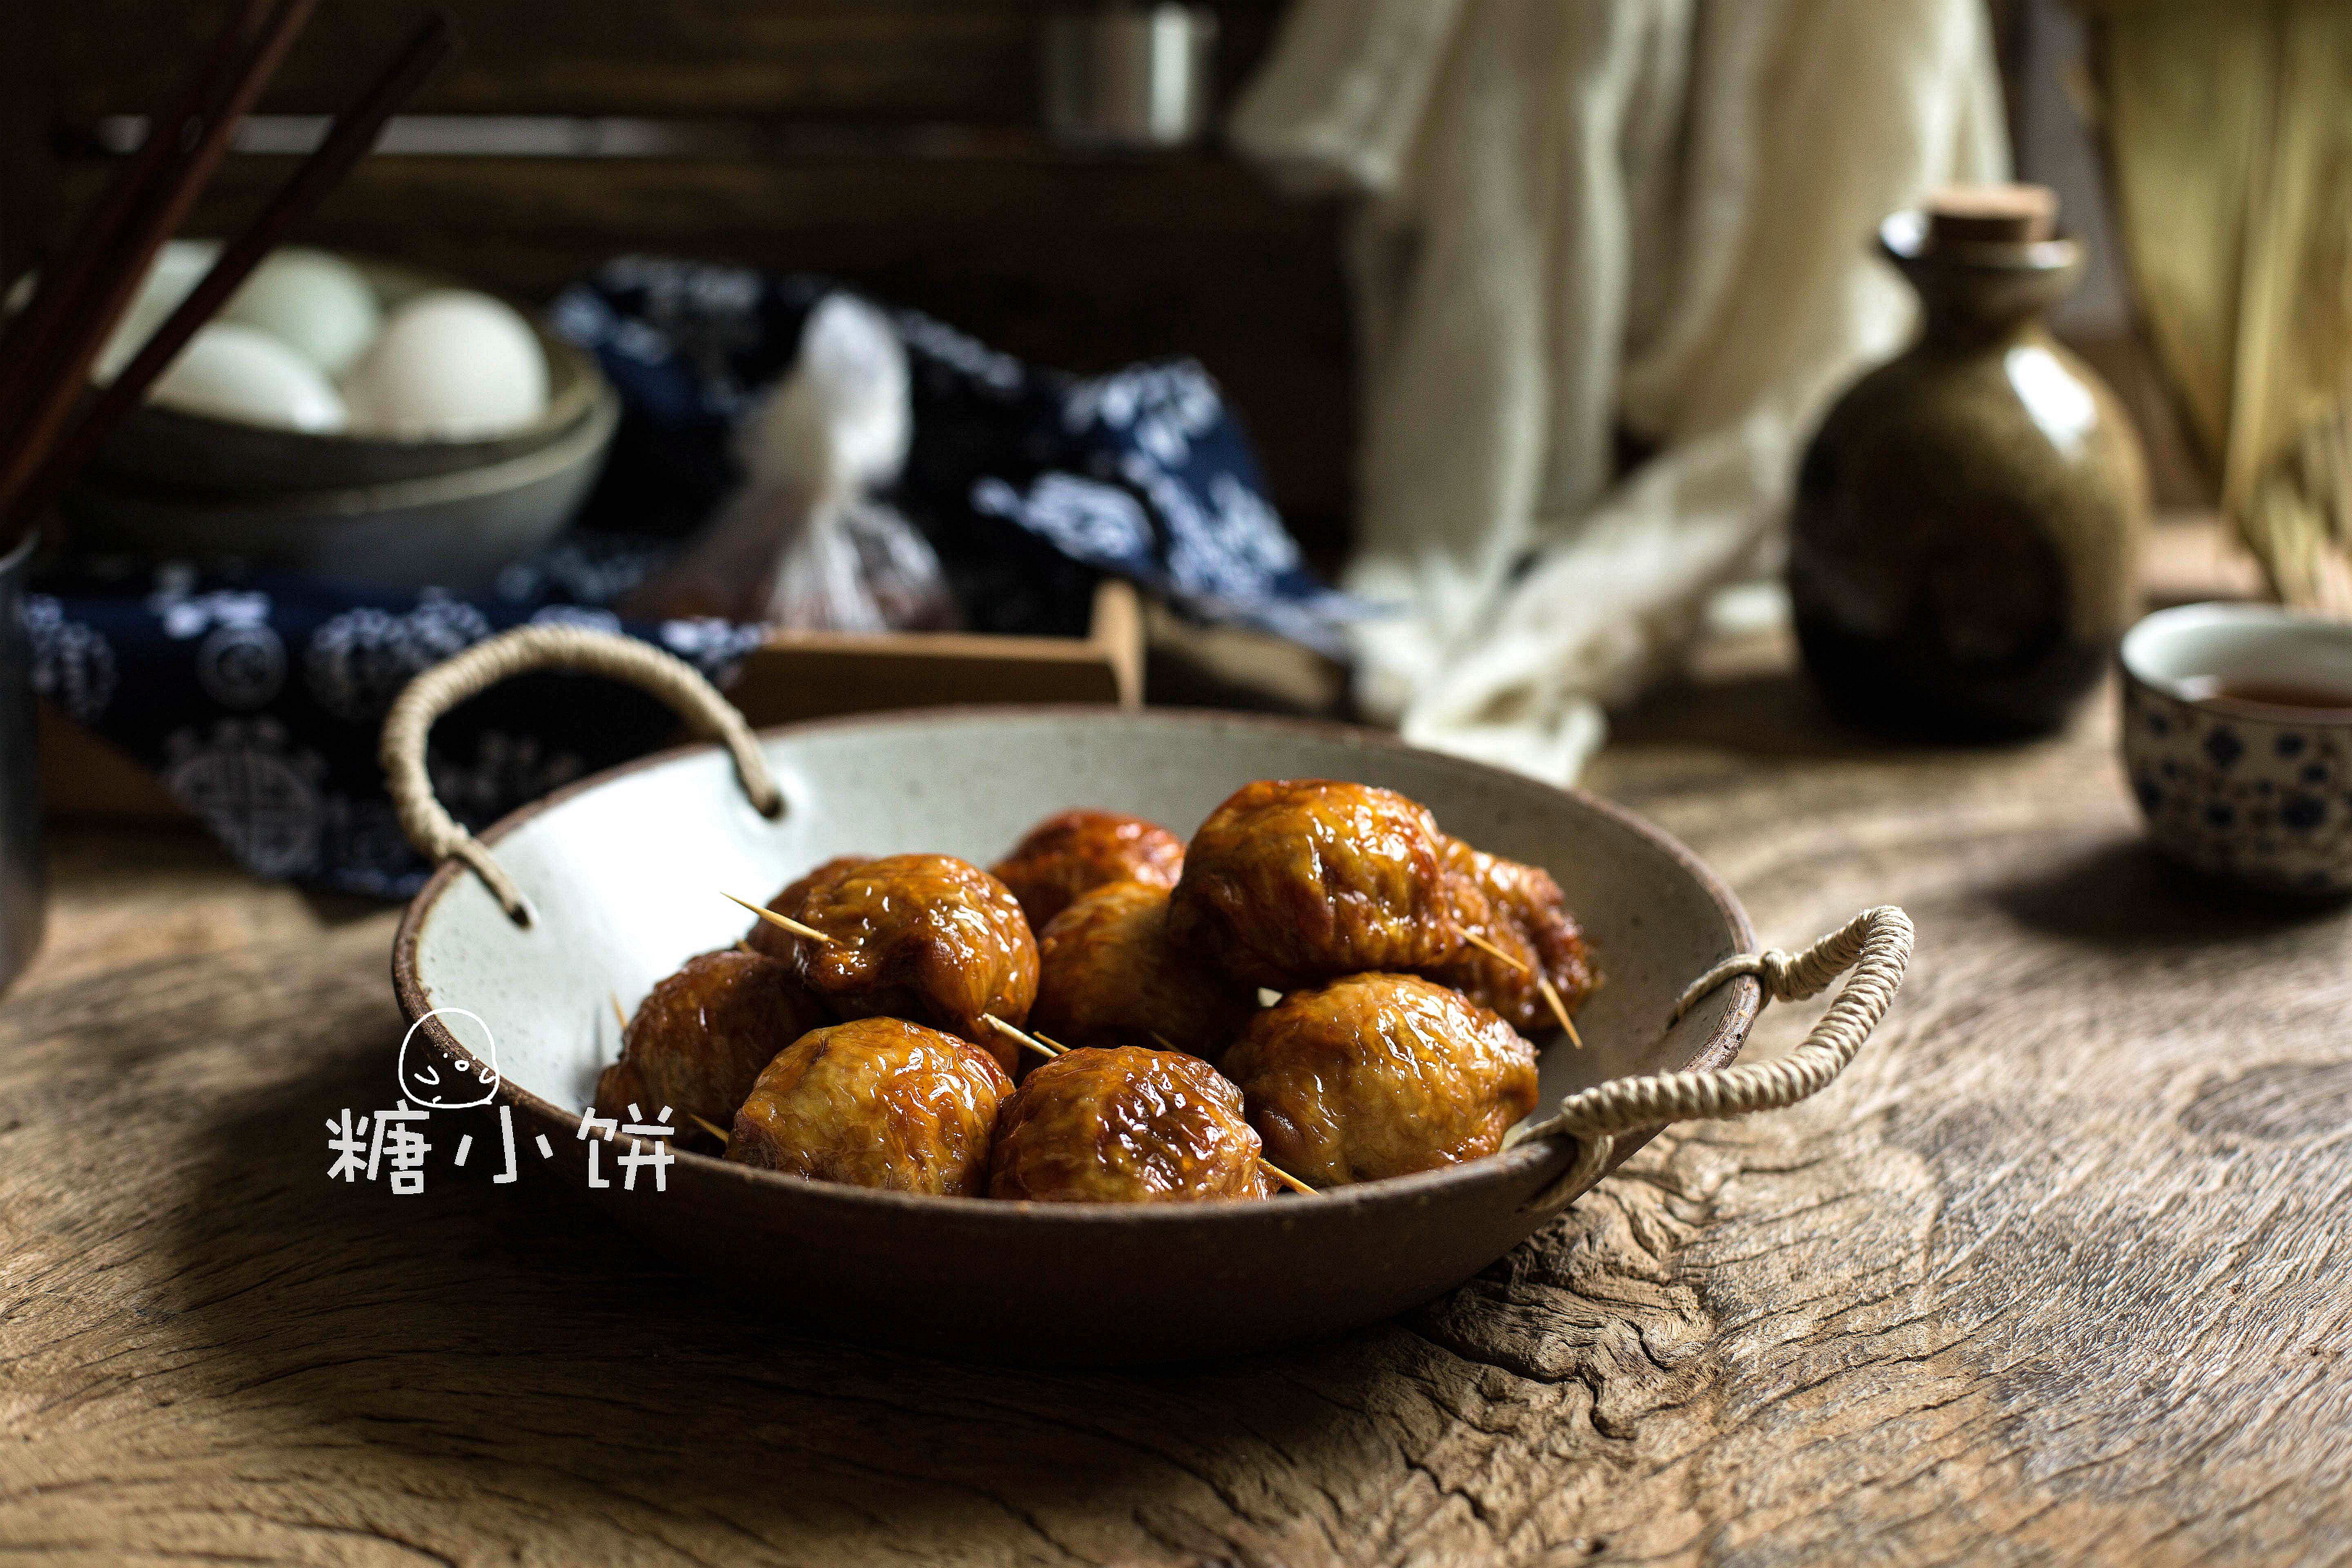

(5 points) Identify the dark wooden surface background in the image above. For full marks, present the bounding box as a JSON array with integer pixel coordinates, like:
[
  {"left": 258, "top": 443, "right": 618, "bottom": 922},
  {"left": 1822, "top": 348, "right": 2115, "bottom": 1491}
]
[
  {"left": 4, "top": 612, "right": 2349, "bottom": 1564},
  {"left": 3, "top": 0, "right": 1359, "bottom": 562}
]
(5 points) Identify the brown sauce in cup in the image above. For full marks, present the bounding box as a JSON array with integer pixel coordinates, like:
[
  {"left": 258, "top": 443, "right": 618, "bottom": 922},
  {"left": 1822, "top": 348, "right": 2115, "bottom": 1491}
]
[{"left": 2177, "top": 675, "right": 2352, "bottom": 714}]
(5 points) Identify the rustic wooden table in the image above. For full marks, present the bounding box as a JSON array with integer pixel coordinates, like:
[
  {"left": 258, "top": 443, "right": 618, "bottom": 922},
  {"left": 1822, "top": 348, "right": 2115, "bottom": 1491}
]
[{"left": 4, "top": 639, "right": 2349, "bottom": 1566}]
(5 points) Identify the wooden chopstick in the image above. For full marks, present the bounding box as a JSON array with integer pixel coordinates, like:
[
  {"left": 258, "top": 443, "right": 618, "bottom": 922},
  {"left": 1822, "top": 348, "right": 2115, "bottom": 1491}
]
[
  {"left": 0, "top": 0, "right": 319, "bottom": 532},
  {"left": 0, "top": 0, "right": 273, "bottom": 439},
  {"left": 5, "top": 9, "right": 457, "bottom": 541}
]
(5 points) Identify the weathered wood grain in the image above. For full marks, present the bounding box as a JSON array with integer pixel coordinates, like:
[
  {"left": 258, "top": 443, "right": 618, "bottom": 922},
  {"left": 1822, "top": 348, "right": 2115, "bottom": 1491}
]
[{"left": 4, "top": 658, "right": 2350, "bottom": 1566}]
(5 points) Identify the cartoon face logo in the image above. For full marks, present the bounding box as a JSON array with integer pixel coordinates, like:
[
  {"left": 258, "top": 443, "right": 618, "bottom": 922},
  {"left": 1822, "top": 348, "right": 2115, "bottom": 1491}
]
[{"left": 397, "top": 1008, "right": 501, "bottom": 1109}]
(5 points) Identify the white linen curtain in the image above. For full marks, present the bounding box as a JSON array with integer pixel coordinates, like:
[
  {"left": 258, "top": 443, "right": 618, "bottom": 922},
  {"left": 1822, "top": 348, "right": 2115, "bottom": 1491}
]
[{"left": 1232, "top": 0, "right": 2009, "bottom": 780}]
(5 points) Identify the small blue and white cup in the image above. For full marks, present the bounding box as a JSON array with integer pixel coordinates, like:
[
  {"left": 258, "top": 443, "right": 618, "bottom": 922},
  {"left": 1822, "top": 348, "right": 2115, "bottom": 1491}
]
[{"left": 2120, "top": 602, "right": 2352, "bottom": 896}]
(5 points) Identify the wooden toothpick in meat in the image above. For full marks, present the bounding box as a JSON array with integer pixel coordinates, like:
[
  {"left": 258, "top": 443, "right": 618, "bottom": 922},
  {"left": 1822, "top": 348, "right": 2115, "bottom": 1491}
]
[
  {"left": 1459, "top": 928, "right": 1582, "bottom": 1047},
  {"left": 982, "top": 1013, "right": 1056, "bottom": 1060},
  {"left": 1256, "top": 1159, "right": 1317, "bottom": 1196},
  {"left": 722, "top": 891, "right": 833, "bottom": 944},
  {"left": 1459, "top": 929, "right": 1530, "bottom": 973},
  {"left": 1539, "top": 977, "right": 1584, "bottom": 1048}
]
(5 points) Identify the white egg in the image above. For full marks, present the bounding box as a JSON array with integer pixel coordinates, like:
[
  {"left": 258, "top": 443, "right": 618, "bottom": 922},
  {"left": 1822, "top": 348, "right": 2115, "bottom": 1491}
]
[
  {"left": 92, "top": 239, "right": 223, "bottom": 383},
  {"left": 220, "top": 247, "right": 381, "bottom": 377},
  {"left": 341, "top": 289, "right": 548, "bottom": 440},
  {"left": 146, "top": 322, "right": 349, "bottom": 433}
]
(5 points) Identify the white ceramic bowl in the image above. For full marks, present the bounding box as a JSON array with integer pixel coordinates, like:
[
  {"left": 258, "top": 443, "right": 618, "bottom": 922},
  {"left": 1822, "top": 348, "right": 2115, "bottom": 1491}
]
[
  {"left": 2120, "top": 601, "right": 2352, "bottom": 895},
  {"left": 64, "top": 388, "right": 617, "bottom": 593},
  {"left": 393, "top": 707, "right": 1767, "bottom": 1361}
]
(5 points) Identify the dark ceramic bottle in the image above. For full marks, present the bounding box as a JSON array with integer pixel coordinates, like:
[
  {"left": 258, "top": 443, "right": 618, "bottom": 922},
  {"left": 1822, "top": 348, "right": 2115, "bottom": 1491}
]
[{"left": 1788, "top": 187, "right": 2148, "bottom": 739}]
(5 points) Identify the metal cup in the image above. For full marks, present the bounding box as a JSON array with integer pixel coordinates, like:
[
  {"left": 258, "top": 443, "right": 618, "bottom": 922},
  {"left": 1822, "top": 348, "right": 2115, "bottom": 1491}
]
[{"left": 1043, "top": 4, "right": 1219, "bottom": 149}]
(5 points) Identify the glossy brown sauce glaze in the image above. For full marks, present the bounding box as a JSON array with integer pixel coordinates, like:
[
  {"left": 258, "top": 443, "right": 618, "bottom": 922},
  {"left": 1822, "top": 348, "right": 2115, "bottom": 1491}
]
[
  {"left": 595, "top": 948, "right": 829, "bottom": 1154},
  {"left": 771, "top": 853, "right": 1040, "bottom": 1071},
  {"left": 991, "top": 809, "right": 1185, "bottom": 932},
  {"left": 747, "top": 854, "right": 871, "bottom": 961},
  {"left": 1426, "top": 837, "right": 1601, "bottom": 1033},
  {"left": 1031, "top": 880, "right": 1257, "bottom": 1061},
  {"left": 1222, "top": 973, "right": 1538, "bottom": 1187},
  {"left": 728, "top": 1017, "right": 1013, "bottom": 1196},
  {"left": 1166, "top": 779, "right": 1463, "bottom": 989},
  {"left": 989, "top": 1045, "right": 1270, "bottom": 1202}
]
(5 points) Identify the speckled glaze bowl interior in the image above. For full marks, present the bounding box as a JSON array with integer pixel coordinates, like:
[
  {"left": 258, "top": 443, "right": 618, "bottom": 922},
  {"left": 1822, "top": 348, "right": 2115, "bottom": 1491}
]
[
  {"left": 393, "top": 708, "right": 1760, "bottom": 1362},
  {"left": 2120, "top": 602, "right": 2352, "bottom": 897}
]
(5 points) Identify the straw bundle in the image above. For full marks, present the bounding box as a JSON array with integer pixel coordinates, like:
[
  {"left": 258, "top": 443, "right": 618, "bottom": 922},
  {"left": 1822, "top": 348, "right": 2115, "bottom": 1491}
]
[{"left": 2093, "top": 0, "right": 2352, "bottom": 612}]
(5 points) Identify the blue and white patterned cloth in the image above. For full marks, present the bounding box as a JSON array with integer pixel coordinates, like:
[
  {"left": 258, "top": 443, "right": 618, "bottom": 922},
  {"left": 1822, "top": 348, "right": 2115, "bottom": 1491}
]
[
  {"left": 34, "top": 258, "right": 1354, "bottom": 898},
  {"left": 33, "top": 543, "right": 761, "bottom": 898},
  {"left": 552, "top": 258, "right": 1358, "bottom": 648}
]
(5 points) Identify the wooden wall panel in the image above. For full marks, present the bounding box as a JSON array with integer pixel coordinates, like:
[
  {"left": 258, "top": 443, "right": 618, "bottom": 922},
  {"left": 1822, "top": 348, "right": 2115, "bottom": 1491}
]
[
  {"left": 40, "top": 0, "right": 1287, "bottom": 120},
  {"left": 0, "top": 0, "right": 59, "bottom": 283}
]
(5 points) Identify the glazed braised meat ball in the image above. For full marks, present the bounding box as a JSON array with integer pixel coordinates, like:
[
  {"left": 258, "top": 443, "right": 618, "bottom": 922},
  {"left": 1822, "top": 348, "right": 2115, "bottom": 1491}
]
[
  {"left": 1222, "top": 973, "right": 1539, "bottom": 1187},
  {"left": 1428, "top": 837, "right": 1601, "bottom": 1035},
  {"left": 595, "top": 948, "right": 829, "bottom": 1153},
  {"left": 1167, "top": 779, "right": 1463, "bottom": 989},
  {"left": 991, "top": 809, "right": 1185, "bottom": 932},
  {"left": 989, "top": 1046, "right": 1270, "bottom": 1203},
  {"left": 729, "top": 1018, "right": 1013, "bottom": 1196},
  {"left": 773, "top": 853, "right": 1040, "bottom": 1071},
  {"left": 746, "top": 854, "right": 869, "bottom": 962},
  {"left": 1031, "top": 880, "right": 1258, "bottom": 1060}
]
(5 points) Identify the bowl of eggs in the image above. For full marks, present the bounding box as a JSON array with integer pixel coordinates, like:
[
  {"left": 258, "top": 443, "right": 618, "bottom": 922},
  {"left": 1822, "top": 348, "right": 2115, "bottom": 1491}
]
[{"left": 60, "top": 242, "right": 617, "bottom": 590}]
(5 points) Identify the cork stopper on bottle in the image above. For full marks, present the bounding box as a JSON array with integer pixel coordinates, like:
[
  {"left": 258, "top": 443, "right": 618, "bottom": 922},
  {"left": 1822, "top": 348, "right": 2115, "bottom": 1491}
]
[{"left": 1926, "top": 183, "right": 2058, "bottom": 245}]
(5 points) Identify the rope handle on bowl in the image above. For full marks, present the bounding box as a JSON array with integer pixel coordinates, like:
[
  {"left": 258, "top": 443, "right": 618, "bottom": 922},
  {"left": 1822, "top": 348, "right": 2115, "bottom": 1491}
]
[
  {"left": 1518, "top": 904, "right": 1913, "bottom": 1218},
  {"left": 380, "top": 624, "right": 781, "bottom": 928}
]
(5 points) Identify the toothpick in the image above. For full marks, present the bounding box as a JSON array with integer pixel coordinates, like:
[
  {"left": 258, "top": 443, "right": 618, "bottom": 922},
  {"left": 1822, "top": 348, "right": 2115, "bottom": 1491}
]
[
  {"left": 688, "top": 1112, "right": 731, "bottom": 1146},
  {"left": 1461, "top": 929, "right": 1579, "bottom": 1046},
  {"left": 1539, "top": 976, "right": 1583, "bottom": 1048},
  {"left": 1260, "top": 1158, "right": 1316, "bottom": 1196},
  {"left": 983, "top": 1012, "right": 1061, "bottom": 1059},
  {"left": 721, "top": 891, "right": 833, "bottom": 944},
  {"left": 1034, "top": 1031, "right": 1070, "bottom": 1053},
  {"left": 1459, "top": 928, "right": 1530, "bottom": 974},
  {"left": 1149, "top": 1031, "right": 1179, "bottom": 1052},
  {"left": 609, "top": 991, "right": 628, "bottom": 1031}
]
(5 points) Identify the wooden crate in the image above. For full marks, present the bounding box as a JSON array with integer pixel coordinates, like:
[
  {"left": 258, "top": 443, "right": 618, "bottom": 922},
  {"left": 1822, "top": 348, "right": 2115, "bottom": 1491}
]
[
  {"left": 39, "top": 578, "right": 1143, "bottom": 821},
  {"left": 728, "top": 578, "right": 1139, "bottom": 724}
]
